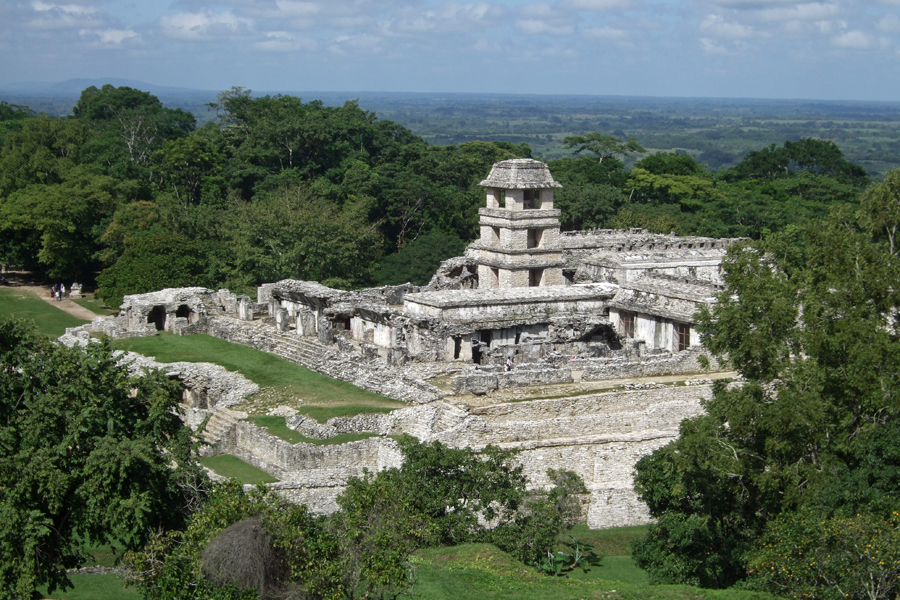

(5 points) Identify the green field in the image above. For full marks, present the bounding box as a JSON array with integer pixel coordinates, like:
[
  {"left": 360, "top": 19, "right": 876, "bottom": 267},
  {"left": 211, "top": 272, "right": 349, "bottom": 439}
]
[
  {"left": 71, "top": 295, "right": 118, "bottom": 315},
  {"left": 38, "top": 574, "right": 140, "bottom": 600},
  {"left": 0, "top": 288, "right": 88, "bottom": 337},
  {"left": 198, "top": 454, "right": 279, "bottom": 484},
  {"left": 411, "top": 543, "right": 776, "bottom": 600},
  {"left": 111, "top": 333, "right": 406, "bottom": 419}
]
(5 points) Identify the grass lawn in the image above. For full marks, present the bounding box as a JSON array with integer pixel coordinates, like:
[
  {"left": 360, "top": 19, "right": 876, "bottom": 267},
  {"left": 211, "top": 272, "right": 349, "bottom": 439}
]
[
  {"left": 198, "top": 454, "right": 279, "bottom": 484},
  {"left": 412, "top": 543, "right": 777, "bottom": 600},
  {"left": 112, "top": 333, "right": 406, "bottom": 421},
  {"left": 249, "top": 415, "right": 380, "bottom": 445},
  {"left": 0, "top": 288, "right": 88, "bottom": 337},
  {"left": 71, "top": 295, "right": 118, "bottom": 316},
  {"left": 38, "top": 574, "right": 139, "bottom": 600}
]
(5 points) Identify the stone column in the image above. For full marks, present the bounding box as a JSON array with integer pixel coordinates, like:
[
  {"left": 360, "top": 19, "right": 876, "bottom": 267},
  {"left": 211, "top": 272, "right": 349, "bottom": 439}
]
[
  {"left": 275, "top": 307, "right": 290, "bottom": 333},
  {"left": 237, "top": 296, "right": 253, "bottom": 321}
]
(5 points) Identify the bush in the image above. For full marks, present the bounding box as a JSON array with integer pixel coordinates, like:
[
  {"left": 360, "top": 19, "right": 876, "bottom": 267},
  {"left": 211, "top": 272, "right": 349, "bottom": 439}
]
[{"left": 746, "top": 511, "right": 900, "bottom": 600}]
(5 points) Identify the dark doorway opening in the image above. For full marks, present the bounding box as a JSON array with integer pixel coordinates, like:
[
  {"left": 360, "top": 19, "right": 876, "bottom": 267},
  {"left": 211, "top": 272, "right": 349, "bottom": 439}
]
[
  {"left": 175, "top": 304, "right": 191, "bottom": 323},
  {"left": 147, "top": 306, "right": 166, "bottom": 331}
]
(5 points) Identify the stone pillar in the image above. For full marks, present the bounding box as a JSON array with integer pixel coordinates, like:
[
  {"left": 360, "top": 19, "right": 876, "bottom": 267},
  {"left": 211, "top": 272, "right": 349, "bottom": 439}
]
[
  {"left": 268, "top": 298, "right": 278, "bottom": 317},
  {"left": 317, "top": 317, "right": 333, "bottom": 344},
  {"left": 237, "top": 296, "right": 253, "bottom": 321},
  {"left": 275, "top": 307, "right": 290, "bottom": 333}
]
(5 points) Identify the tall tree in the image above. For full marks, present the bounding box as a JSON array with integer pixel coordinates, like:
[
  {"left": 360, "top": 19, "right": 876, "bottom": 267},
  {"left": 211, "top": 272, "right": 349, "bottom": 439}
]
[
  {"left": 631, "top": 209, "right": 900, "bottom": 589},
  {"left": 0, "top": 319, "right": 200, "bottom": 598}
]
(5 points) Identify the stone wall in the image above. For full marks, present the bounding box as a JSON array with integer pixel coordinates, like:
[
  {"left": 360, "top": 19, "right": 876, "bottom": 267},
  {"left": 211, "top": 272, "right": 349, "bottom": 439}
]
[
  {"left": 581, "top": 347, "right": 724, "bottom": 381},
  {"left": 214, "top": 422, "right": 403, "bottom": 514},
  {"left": 215, "top": 385, "right": 712, "bottom": 528}
]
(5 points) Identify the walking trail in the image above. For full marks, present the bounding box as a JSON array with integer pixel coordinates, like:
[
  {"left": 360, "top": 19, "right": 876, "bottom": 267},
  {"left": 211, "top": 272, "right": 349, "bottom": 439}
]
[{"left": 15, "top": 284, "right": 105, "bottom": 321}]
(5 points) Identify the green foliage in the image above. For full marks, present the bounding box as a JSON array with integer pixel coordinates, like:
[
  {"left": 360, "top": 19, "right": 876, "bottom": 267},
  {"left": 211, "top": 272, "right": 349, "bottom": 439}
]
[
  {"left": 0, "top": 167, "right": 130, "bottom": 279},
  {"left": 634, "top": 153, "right": 707, "bottom": 177},
  {"left": 860, "top": 169, "right": 900, "bottom": 255},
  {"left": 0, "top": 318, "right": 200, "bottom": 599},
  {"left": 533, "top": 537, "right": 601, "bottom": 576},
  {"left": 632, "top": 210, "right": 900, "bottom": 590},
  {"left": 96, "top": 232, "right": 214, "bottom": 307},
  {"left": 746, "top": 511, "right": 900, "bottom": 600},
  {"left": 374, "top": 230, "right": 466, "bottom": 286},
  {"left": 563, "top": 132, "right": 645, "bottom": 163},
  {"left": 722, "top": 139, "right": 869, "bottom": 187},
  {"left": 220, "top": 184, "right": 380, "bottom": 290}
]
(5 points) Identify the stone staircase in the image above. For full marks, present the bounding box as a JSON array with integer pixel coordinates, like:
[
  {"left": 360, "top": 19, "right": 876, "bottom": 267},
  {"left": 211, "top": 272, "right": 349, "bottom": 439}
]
[
  {"left": 197, "top": 408, "right": 246, "bottom": 455},
  {"left": 269, "top": 333, "right": 329, "bottom": 369}
]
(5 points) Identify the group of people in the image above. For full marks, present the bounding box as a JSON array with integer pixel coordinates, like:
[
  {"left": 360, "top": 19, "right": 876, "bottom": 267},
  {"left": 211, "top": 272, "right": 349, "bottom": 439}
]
[{"left": 50, "top": 282, "right": 81, "bottom": 301}]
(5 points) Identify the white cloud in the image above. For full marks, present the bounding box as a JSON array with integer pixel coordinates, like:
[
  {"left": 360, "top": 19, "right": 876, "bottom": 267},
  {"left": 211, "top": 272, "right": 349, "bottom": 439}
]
[
  {"left": 255, "top": 30, "right": 317, "bottom": 52},
  {"left": 81, "top": 27, "right": 139, "bottom": 45},
  {"left": 329, "top": 33, "right": 382, "bottom": 55},
  {"left": 583, "top": 25, "right": 628, "bottom": 40},
  {"left": 28, "top": 1, "right": 106, "bottom": 30},
  {"left": 563, "top": 0, "right": 634, "bottom": 10},
  {"left": 832, "top": 30, "right": 876, "bottom": 49},
  {"left": 388, "top": 2, "right": 499, "bottom": 35},
  {"left": 704, "top": 0, "right": 809, "bottom": 7},
  {"left": 273, "top": 1, "right": 320, "bottom": 18},
  {"left": 159, "top": 11, "right": 252, "bottom": 41},
  {"left": 700, "top": 14, "right": 757, "bottom": 38},
  {"left": 756, "top": 2, "right": 840, "bottom": 23},
  {"left": 699, "top": 37, "right": 729, "bottom": 53},
  {"left": 515, "top": 18, "right": 574, "bottom": 34},
  {"left": 877, "top": 13, "right": 900, "bottom": 34}
]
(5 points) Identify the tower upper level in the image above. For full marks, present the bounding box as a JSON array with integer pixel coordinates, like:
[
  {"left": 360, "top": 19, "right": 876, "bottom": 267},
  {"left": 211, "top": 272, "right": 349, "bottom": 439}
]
[{"left": 479, "top": 159, "right": 562, "bottom": 211}]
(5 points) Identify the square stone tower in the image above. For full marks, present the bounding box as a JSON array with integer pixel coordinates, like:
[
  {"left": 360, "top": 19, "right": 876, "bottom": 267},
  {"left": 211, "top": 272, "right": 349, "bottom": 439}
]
[{"left": 470, "top": 159, "right": 564, "bottom": 289}]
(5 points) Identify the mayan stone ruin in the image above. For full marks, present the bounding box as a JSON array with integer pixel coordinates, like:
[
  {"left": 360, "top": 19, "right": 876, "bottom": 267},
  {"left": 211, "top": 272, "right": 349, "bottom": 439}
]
[{"left": 64, "top": 158, "right": 742, "bottom": 529}]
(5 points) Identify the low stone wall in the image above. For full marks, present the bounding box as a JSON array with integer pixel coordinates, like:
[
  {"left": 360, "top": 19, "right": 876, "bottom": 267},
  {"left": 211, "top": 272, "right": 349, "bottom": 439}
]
[
  {"left": 58, "top": 326, "right": 259, "bottom": 409},
  {"left": 212, "top": 421, "right": 404, "bottom": 513},
  {"left": 451, "top": 367, "right": 574, "bottom": 395},
  {"left": 581, "top": 347, "right": 726, "bottom": 381}
]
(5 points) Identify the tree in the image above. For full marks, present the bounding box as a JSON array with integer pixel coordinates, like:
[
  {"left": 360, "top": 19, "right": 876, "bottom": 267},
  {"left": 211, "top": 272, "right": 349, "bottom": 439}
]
[
  {"left": 563, "top": 132, "right": 645, "bottom": 164},
  {"left": 127, "top": 481, "right": 347, "bottom": 600},
  {"left": 373, "top": 230, "right": 466, "bottom": 286},
  {"left": 220, "top": 184, "right": 381, "bottom": 292},
  {"left": 632, "top": 210, "right": 900, "bottom": 590},
  {"left": 722, "top": 139, "right": 869, "bottom": 187},
  {"left": 0, "top": 167, "right": 130, "bottom": 280},
  {"left": 96, "top": 232, "right": 214, "bottom": 307},
  {"left": 0, "top": 318, "right": 200, "bottom": 599},
  {"left": 860, "top": 169, "right": 900, "bottom": 255}
]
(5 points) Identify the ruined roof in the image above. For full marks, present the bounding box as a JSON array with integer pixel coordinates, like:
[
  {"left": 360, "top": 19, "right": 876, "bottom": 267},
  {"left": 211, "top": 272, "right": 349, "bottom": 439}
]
[
  {"left": 405, "top": 283, "right": 618, "bottom": 309},
  {"left": 478, "top": 159, "right": 563, "bottom": 189}
]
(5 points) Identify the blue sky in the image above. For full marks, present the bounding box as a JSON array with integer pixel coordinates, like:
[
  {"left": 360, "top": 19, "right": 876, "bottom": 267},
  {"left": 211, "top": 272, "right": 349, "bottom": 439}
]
[{"left": 1, "top": 0, "right": 899, "bottom": 100}]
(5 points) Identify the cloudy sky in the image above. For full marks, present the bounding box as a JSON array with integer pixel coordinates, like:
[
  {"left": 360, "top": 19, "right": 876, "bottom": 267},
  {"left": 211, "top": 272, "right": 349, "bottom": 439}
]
[{"left": 1, "top": 0, "right": 899, "bottom": 100}]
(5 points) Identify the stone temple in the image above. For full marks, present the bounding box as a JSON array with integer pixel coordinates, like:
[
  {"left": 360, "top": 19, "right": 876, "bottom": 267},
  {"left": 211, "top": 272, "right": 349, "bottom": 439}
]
[{"left": 66, "top": 158, "right": 742, "bottom": 528}]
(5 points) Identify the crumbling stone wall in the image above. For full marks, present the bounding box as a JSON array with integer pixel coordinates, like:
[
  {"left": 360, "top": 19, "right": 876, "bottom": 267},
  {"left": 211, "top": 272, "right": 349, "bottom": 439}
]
[{"left": 206, "top": 385, "right": 713, "bottom": 528}]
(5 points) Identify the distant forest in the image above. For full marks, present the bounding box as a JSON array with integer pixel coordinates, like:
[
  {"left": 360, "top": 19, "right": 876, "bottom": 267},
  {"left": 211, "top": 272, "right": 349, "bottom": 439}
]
[
  {"left": 5, "top": 85, "right": 900, "bottom": 176},
  {"left": 0, "top": 84, "right": 886, "bottom": 305}
]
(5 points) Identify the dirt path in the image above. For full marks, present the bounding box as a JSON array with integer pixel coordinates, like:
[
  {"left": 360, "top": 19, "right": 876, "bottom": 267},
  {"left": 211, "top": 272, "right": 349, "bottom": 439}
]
[{"left": 15, "top": 284, "right": 105, "bottom": 321}]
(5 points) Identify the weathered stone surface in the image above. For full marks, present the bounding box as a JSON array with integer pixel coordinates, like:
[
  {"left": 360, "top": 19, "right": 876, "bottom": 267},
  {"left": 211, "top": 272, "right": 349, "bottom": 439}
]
[{"left": 478, "top": 158, "right": 563, "bottom": 190}]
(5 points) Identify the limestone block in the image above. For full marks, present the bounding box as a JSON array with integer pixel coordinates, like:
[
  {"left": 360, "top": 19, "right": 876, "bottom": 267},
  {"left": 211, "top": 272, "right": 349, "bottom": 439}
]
[
  {"left": 238, "top": 296, "right": 253, "bottom": 320},
  {"left": 275, "top": 307, "right": 290, "bottom": 333},
  {"left": 452, "top": 373, "right": 499, "bottom": 395}
]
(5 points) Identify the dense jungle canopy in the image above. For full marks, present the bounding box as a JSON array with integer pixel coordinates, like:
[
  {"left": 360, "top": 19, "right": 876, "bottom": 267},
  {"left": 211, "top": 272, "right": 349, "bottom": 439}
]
[{"left": 0, "top": 85, "right": 877, "bottom": 306}]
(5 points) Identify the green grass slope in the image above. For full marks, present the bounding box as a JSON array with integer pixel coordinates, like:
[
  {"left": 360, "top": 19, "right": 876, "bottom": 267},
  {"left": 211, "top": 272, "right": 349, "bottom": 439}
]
[{"left": 0, "top": 288, "right": 88, "bottom": 337}]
